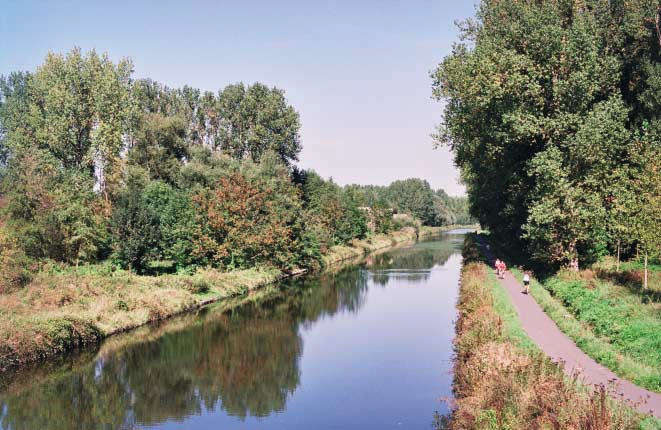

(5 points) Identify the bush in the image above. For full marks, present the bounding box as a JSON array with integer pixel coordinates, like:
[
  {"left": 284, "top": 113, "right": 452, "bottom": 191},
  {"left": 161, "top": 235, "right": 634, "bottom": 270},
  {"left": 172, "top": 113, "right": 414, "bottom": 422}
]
[
  {"left": 0, "top": 228, "right": 32, "bottom": 292},
  {"left": 112, "top": 169, "right": 196, "bottom": 273},
  {"left": 188, "top": 277, "right": 210, "bottom": 295}
]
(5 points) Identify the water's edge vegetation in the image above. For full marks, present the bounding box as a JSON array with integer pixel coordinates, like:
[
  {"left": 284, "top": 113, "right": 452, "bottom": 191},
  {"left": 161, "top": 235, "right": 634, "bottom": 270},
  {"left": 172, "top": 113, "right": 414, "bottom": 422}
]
[
  {"left": 449, "top": 234, "right": 655, "bottom": 429},
  {"left": 0, "top": 224, "right": 474, "bottom": 374}
]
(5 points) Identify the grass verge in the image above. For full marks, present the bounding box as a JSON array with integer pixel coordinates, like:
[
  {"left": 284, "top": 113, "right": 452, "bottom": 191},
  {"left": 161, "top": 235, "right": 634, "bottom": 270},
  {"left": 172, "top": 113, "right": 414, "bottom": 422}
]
[
  {"left": 448, "top": 234, "right": 650, "bottom": 429},
  {"left": 506, "top": 268, "right": 661, "bottom": 393}
]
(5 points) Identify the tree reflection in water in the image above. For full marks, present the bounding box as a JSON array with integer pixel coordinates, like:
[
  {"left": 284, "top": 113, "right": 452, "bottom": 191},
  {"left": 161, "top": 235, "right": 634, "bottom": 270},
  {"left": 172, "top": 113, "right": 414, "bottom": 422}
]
[
  {"left": 366, "top": 238, "right": 459, "bottom": 286},
  {"left": 0, "top": 234, "right": 461, "bottom": 430},
  {"left": 1, "top": 305, "right": 302, "bottom": 429},
  {"left": 0, "top": 265, "right": 371, "bottom": 430}
]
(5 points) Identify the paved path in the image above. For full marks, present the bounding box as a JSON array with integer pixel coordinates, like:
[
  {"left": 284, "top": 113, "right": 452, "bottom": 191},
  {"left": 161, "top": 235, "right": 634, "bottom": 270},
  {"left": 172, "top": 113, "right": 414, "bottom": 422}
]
[{"left": 480, "top": 243, "right": 661, "bottom": 419}]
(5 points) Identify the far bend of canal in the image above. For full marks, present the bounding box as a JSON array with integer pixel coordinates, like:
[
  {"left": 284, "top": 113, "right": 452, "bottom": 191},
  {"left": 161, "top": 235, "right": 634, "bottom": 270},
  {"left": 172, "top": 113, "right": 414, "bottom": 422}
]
[{"left": 0, "top": 230, "right": 469, "bottom": 430}]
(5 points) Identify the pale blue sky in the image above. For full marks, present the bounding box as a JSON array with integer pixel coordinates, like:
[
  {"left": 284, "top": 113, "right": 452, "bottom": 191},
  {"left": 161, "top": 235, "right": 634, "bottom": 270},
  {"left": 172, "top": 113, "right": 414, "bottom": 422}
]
[{"left": 1, "top": 0, "right": 476, "bottom": 195}]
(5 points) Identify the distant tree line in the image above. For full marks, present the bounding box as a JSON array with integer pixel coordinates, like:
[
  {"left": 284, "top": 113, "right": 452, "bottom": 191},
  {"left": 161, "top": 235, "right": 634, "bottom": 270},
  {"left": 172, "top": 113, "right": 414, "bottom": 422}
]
[
  {"left": 433, "top": 0, "right": 660, "bottom": 274},
  {"left": 0, "top": 48, "right": 471, "bottom": 288},
  {"left": 345, "top": 179, "right": 475, "bottom": 228}
]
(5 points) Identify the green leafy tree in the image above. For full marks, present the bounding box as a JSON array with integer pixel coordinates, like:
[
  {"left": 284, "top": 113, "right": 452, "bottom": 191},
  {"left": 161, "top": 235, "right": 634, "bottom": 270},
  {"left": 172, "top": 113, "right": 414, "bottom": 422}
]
[
  {"left": 371, "top": 198, "right": 394, "bottom": 234},
  {"left": 2, "top": 148, "right": 108, "bottom": 264},
  {"left": 296, "top": 170, "right": 369, "bottom": 247},
  {"left": 387, "top": 178, "right": 447, "bottom": 226},
  {"left": 217, "top": 83, "right": 301, "bottom": 165},
  {"left": 334, "top": 188, "right": 368, "bottom": 243},
  {"left": 28, "top": 49, "right": 131, "bottom": 189},
  {"left": 433, "top": 0, "right": 660, "bottom": 269},
  {"left": 52, "top": 172, "right": 109, "bottom": 266},
  {"left": 111, "top": 169, "right": 195, "bottom": 273},
  {"left": 0, "top": 71, "right": 33, "bottom": 167},
  {"left": 128, "top": 113, "right": 189, "bottom": 185}
]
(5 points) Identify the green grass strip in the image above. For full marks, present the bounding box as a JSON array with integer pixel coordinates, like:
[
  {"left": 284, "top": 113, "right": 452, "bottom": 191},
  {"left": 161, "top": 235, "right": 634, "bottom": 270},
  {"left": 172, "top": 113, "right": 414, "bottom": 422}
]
[
  {"left": 485, "top": 267, "right": 540, "bottom": 354},
  {"left": 509, "top": 268, "right": 661, "bottom": 393}
]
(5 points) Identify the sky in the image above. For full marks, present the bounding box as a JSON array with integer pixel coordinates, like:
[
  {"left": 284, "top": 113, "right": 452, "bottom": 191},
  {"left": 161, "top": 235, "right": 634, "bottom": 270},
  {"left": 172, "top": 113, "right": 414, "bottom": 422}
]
[{"left": 1, "top": 0, "right": 477, "bottom": 196}]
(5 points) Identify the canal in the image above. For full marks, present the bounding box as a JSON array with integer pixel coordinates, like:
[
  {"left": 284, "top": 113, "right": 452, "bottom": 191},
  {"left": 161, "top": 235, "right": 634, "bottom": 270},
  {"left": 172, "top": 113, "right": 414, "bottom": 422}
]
[{"left": 0, "top": 231, "right": 467, "bottom": 430}]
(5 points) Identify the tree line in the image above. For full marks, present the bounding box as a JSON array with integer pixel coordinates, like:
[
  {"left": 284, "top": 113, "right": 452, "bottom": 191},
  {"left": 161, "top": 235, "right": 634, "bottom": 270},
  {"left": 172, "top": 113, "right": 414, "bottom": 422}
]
[
  {"left": 433, "top": 0, "right": 660, "bottom": 275},
  {"left": 0, "top": 48, "right": 471, "bottom": 288}
]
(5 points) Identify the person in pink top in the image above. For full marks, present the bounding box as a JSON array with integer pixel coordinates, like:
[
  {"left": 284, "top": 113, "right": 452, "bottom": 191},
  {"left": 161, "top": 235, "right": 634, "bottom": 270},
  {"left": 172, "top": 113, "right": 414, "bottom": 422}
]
[{"left": 500, "top": 261, "right": 507, "bottom": 278}]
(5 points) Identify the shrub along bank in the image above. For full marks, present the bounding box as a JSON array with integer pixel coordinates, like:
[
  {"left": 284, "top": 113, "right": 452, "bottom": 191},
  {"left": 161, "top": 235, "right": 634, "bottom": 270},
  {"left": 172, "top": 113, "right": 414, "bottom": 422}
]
[{"left": 449, "top": 234, "right": 649, "bottom": 429}]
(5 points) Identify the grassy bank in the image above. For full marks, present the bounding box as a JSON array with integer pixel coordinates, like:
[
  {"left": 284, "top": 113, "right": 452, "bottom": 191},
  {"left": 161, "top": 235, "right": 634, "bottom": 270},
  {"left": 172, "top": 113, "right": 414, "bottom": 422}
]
[
  {"left": 0, "top": 266, "right": 281, "bottom": 373},
  {"left": 0, "top": 283, "right": 284, "bottom": 395},
  {"left": 483, "top": 232, "right": 661, "bottom": 393},
  {"left": 0, "top": 225, "right": 472, "bottom": 373},
  {"left": 509, "top": 266, "right": 661, "bottom": 393},
  {"left": 449, "top": 234, "right": 647, "bottom": 429}
]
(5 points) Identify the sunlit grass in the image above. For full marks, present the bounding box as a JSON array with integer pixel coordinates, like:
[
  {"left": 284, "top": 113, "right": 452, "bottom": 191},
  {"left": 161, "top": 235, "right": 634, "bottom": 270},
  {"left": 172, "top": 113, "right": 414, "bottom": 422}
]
[
  {"left": 509, "top": 267, "right": 661, "bottom": 393},
  {"left": 449, "top": 235, "right": 652, "bottom": 429}
]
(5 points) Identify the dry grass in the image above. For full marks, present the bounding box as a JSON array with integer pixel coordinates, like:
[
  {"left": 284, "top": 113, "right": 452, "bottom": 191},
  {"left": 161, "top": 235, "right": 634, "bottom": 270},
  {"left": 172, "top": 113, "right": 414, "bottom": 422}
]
[
  {"left": 449, "top": 237, "right": 646, "bottom": 429},
  {"left": 0, "top": 266, "right": 281, "bottom": 372}
]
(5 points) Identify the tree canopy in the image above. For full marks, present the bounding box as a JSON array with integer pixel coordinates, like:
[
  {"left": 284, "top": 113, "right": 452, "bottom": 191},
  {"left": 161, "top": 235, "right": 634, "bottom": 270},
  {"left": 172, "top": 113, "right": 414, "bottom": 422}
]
[
  {"left": 0, "top": 47, "right": 466, "bottom": 284},
  {"left": 433, "top": 0, "right": 660, "bottom": 270}
]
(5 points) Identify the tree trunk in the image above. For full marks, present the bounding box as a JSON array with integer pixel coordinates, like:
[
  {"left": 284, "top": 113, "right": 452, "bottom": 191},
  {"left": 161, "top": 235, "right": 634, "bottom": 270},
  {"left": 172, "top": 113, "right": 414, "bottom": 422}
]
[
  {"left": 568, "top": 240, "right": 579, "bottom": 271},
  {"left": 616, "top": 242, "right": 620, "bottom": 272},
  {"left": 656, "top": 9, "right": 661, "bottom": 48},
  {"left": 644, "top": 253, "right": 648, "bottom": 291}
]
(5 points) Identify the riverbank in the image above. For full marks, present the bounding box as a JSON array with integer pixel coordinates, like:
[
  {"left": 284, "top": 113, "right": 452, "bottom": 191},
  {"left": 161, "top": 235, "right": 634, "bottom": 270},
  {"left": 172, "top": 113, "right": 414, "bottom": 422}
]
[
  {"left": 322, "top": 224, "right": 478, "bottom": 267},
  {"left": 484, "top": 235, "right": 661, "bottom": 394},
  {"left": 0, "top": 224, "right": 474, "bottom": 373},
  {"left": 450, "top": 235, "right": 648, "bottom": 429}
]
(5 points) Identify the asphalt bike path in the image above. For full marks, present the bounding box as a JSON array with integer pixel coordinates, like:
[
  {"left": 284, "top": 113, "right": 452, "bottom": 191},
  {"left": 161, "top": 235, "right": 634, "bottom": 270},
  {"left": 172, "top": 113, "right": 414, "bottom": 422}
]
[{"left": 479, "top": 239, "right": 661, "bottom": 419}]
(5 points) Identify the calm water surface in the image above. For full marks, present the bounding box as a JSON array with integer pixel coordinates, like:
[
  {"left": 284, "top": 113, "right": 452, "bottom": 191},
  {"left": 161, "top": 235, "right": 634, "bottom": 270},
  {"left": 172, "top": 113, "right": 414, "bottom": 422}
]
[{"left": 0, "top": 232, "right": 466, "bottom": 430}]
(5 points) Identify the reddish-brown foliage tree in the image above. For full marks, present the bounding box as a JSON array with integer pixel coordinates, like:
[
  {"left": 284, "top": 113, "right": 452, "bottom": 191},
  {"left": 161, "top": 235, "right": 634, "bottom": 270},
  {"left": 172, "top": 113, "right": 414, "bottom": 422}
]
[{"left": 192, "top": 172, "right": 295, "bottom": 270}]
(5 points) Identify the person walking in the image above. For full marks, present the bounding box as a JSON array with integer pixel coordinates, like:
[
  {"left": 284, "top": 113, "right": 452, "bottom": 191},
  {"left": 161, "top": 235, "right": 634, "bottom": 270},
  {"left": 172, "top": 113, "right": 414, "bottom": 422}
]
[
  {"left": 522, "top": 272, "right": 530, "bottom": 294},
  {"left": 499, "top": 261, "right": 507, "bottom": 279}
]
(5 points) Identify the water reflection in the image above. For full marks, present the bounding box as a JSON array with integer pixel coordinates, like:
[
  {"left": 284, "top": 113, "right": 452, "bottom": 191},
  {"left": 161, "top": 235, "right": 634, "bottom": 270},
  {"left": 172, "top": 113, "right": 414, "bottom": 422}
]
[
  {"left": 365, "top": 238, "right": 459, "bottom": 286},
  {"left": 0, "top": 264, "right": 375, "bottom": 430},
  {"left": 1, "top": 305, "right": 302, "bottom": 429},
  {"left": 0, "top": 233, "right": 464, "bottom": 430}
]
